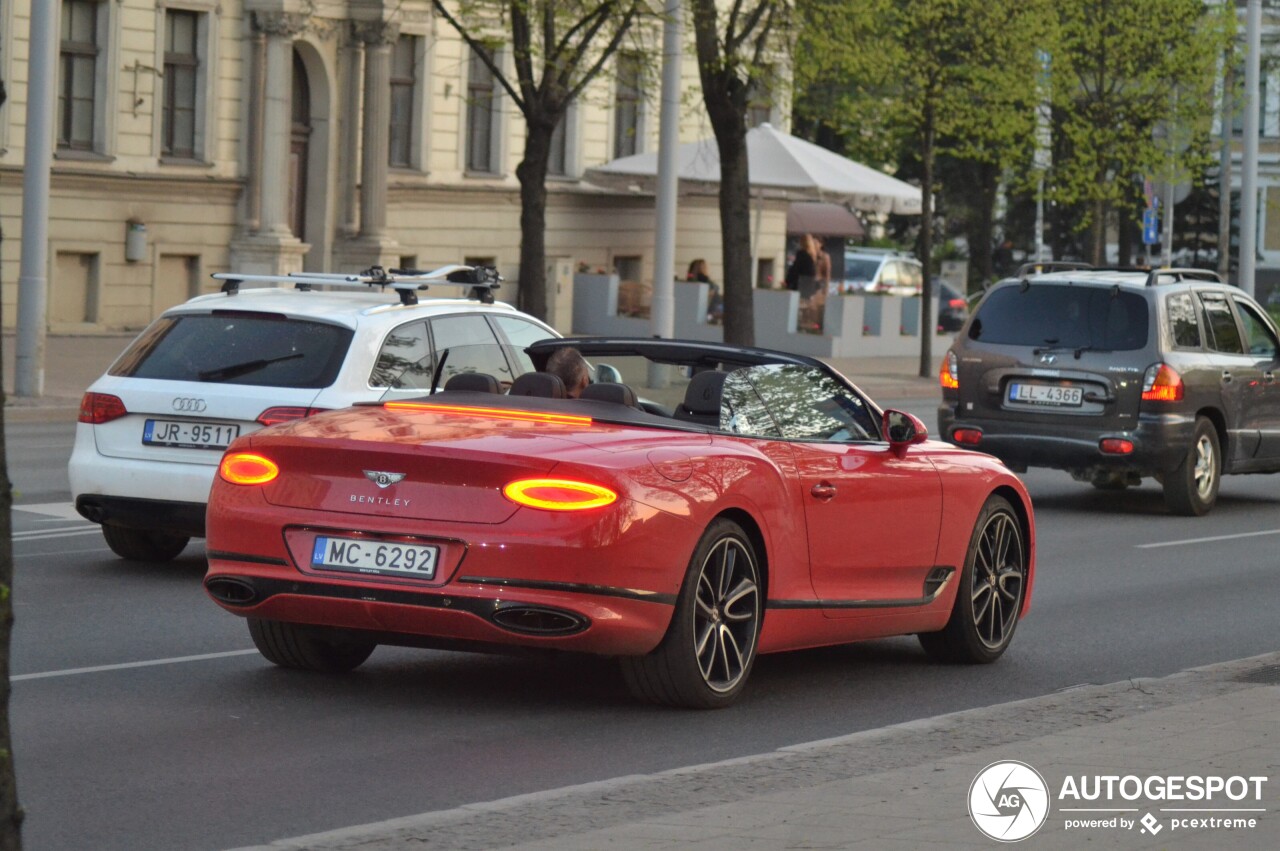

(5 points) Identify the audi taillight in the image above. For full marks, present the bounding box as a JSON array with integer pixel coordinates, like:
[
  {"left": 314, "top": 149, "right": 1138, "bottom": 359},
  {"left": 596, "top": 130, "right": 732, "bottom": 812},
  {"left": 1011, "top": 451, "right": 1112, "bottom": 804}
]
[
  {"left": 502, "top": 478, "right": 617, "bottom": 511},
  {"left": 79, "top": 392, "right": 128, "bottom": 424},
  {"left": 257, "top": 406, "right": 329, "bottom": 427},
  {"left": 1141, "top": 363, "right": 1184, "bottom": 402},
  {"left": 219, "top": 453, "right": 279, "bottom": 485},
  {"left": 940, "top": 351, "right": 959, "bottom": 390}
]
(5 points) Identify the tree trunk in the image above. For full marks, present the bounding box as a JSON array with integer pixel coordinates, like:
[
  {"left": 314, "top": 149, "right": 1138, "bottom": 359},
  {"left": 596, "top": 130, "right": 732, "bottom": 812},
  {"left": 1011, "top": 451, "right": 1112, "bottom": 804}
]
[
  {"left": 973, "top": 162, "right": 999, "bottom": 287},
  {"left": 1090, "top": 197, "right": 1107, "bottom": 265},
  {"left": 918, "top": 105, "right": 935, "bottom": 378},
  {"left": 515, "top": 120, "right": 553, "bottom": 323},
  {"left": 0, "top": 110, "right": 26, "bottom": 845},
  {"left": 691, "top": 0, "right": 755, "bottom": 346},
  {"left": 715, "top": 128, "right": 755, "bottom": 346}
]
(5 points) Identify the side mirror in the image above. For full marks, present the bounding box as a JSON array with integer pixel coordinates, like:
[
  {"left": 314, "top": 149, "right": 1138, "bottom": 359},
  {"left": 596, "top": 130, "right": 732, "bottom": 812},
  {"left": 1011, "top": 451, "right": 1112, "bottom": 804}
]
[
  {"left": 595, "top": 363, "right": 623, "bottom": 384},
  {"left": 883, "top": 409, "right": 928, "bottom": 450}
]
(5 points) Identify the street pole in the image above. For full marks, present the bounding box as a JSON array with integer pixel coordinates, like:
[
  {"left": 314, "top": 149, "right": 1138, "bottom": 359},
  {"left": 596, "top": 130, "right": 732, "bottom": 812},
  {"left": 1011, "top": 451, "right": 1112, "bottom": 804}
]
[
  {"left": 16, "top": 0, "right": 58, "bottom": 397},
  {"left": 648, "top": 0, "right": 681, "bottom": 389},
  {"left": 1239, "top": 0, "right": 1261, "bottom": 297}
]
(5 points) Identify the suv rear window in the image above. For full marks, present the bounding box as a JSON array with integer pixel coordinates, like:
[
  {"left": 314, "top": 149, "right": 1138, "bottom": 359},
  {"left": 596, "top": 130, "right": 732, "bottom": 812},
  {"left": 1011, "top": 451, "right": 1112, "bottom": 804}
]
[
  {"left": 969, "top": 285, "right": 1149, "bottom": 351},
  {"left": 109, "top": 312, "right": 353, "bottom": 388}
]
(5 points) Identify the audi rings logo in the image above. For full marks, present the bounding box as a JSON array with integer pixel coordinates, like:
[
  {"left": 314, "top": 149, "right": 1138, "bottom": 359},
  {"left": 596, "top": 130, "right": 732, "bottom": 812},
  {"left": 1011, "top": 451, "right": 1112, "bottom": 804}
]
[
  {"left": 171, "top": 397, "right": 208, "bottom": 413},
  {"left": 969, "top": 761, "right": 1051, "bottom": 842}
]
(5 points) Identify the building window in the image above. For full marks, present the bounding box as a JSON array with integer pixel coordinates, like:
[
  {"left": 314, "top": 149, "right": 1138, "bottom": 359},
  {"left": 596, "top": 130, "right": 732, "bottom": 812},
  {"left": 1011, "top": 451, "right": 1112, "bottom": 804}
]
[
  {"left": 389, "top": 35, "right": 418, "bottom": 168},
  {"left": 466, "top": 47, "right": 499, "bottom": 173},
  {"left": 746, "top": 73, "right": 773, "bottom": 128},
  {"left": 1233, "top": 64, "right": 1268, "bottom": 137},
  {"left": 59, "top": 0, "right": 100, "bottom": 151},
  {"left": 613, "top": 54, "right": 641, "bottom": 159},
  {"left": 548, "top": 112, "right": 568, "bottom": 176},
  {"left": 162, "top": 9, "right": 199, "bottom": 158}
]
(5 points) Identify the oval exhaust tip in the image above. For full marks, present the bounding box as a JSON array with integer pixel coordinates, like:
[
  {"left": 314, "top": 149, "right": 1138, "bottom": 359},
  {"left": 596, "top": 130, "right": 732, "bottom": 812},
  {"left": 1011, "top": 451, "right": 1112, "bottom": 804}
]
[
  {"left": 491, "top": 606, "right": 587, "bottom": 636},
  {"left": 205, "top": 577, "right": 259, "bottom": 606}
]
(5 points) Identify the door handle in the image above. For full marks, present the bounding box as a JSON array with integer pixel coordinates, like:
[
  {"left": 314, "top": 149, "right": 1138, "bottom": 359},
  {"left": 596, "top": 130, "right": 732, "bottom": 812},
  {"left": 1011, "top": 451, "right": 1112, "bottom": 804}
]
[
  {"left": 1221, "top": 370, "right": 1233, "bottom": 384},
  {"left": 810, "top": 482, "right": 837, "bottom": 501}
]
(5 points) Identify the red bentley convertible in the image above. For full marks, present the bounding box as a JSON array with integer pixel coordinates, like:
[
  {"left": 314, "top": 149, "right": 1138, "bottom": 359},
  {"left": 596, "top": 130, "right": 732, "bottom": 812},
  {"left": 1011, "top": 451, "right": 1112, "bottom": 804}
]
[{"left": 204, "top": 338, "right": 1036, "bottom": 708}]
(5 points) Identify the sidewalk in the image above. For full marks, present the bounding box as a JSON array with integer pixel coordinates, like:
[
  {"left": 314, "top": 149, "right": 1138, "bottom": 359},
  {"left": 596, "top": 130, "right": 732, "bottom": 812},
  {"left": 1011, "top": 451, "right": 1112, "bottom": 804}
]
[
  {"left": 233, "top": 653, "right": 1279, "bottom": 851},
  {"left": 2, "top": 333, "right": 135, "bottom": 422}
]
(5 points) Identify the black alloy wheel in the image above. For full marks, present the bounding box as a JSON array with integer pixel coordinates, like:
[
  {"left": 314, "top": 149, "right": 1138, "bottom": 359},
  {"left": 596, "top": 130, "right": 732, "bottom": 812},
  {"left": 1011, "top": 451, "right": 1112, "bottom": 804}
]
[
  {"left": 920, "top": 495, "right": 1026, "bottom": 664},
  {"left": 621, "top": 518, "right": 762, "bottom": 709}
]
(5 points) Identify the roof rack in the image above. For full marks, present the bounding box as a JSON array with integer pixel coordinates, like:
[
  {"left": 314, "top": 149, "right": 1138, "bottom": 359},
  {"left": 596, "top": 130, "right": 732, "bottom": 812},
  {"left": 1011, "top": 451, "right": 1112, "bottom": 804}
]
[
  {"left": 1143, "top": 268, "right": 1222, "bottom": 287},
  {"left": 1014, "top": 261, "right": 1094, "bottom": 279},
  {"left": 211, "top": 263, "right": 502, "bottom": 305}
]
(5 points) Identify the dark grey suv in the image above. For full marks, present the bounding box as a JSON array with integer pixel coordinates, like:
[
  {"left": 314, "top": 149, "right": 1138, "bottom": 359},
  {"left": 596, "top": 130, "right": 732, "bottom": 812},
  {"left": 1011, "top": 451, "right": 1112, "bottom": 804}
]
[{"left": 938, "top": 266, "right": 1280, "bottom": 515}]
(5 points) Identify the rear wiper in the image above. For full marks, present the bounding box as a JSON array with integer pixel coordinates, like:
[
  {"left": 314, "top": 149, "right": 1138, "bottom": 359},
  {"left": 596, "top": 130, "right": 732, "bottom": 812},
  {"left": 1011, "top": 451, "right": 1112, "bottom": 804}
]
[{"left": 199, "top": 352, "right": 303, "bottom": 382}]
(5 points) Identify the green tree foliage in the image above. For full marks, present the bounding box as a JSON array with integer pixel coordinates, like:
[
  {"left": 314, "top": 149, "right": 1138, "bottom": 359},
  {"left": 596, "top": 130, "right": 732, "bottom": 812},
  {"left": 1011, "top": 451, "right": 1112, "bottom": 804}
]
[
  {"left": 431, "top": 0, "right": 647, "bottom": 322},
  {"left": 689, "top": 0, "right": 791, "bottom": 347},
  {"left": 1046, "top": 0, "right": 1230, "bottom": 263},
  {"left": 794, "top": 0, "right": 1052, "bottom": 376}
]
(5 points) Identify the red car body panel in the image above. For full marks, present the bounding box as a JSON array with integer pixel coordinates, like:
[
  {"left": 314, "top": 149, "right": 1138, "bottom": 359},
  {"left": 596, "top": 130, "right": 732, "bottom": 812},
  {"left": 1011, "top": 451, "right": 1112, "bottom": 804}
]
[{"left": 205, "top": 401, "right": 1035, "bottom": 659}]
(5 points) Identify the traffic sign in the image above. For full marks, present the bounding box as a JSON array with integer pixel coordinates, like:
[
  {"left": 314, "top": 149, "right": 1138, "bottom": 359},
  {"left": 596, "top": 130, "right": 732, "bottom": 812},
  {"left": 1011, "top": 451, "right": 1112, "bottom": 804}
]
[{"left": 1142, "top": 208, "right": 1160, "bottom": 245}]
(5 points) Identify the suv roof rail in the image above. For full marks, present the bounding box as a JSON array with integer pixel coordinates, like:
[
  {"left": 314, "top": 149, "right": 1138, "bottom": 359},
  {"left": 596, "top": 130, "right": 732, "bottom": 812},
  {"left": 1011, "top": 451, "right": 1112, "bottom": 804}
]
[
  {"left": 1013, "top": 261, "right": 1094, "bottom": 279},
  {"left": 211, "top": 264, "right": 502, "bottom": 306},
  {"left": 1143, "top": 268, "right": 1222, "bottom": 287}
]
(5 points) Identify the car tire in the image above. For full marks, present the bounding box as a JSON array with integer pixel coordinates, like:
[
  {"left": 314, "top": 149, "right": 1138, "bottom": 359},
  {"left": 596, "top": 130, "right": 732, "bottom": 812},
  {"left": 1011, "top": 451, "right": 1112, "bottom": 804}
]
[
  {"left": 248, "top": 618, "right": 376, "bottom": 673},
  {"left": 101, "top": 525, "right": 190, "bottom": 562},
  {"left": 1162, "top": 417, "right": 1221, "bottom": 517},
  {"left": 919, "top": 495, "right": 1026, "bottom": 664},
  {"left": 621, "top": 518, "right": 762, "bottom": 709}
]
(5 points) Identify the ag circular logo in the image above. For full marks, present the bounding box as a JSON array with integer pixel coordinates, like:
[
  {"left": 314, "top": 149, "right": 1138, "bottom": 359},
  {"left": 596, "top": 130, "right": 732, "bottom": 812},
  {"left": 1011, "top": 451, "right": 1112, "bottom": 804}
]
[{"left": 969, "top": 760, "right": 1050, "bottom": 842}]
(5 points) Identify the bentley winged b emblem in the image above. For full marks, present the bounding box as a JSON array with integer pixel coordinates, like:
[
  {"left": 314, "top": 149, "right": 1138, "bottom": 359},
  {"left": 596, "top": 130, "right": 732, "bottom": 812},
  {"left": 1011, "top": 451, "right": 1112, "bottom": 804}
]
[{"left": 363, "top": 470, "right": 406, "bottom": 489}]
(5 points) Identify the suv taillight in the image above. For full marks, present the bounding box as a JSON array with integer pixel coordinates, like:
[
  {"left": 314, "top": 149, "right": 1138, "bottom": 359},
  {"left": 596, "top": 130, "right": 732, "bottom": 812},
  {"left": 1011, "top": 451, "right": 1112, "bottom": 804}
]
[
  {"left": 79, "top": 392, "right": 128, "bottom": 424},
  {"left": 1141, "top": 363, "right": 1184, "bottom": 402},
  {"left": 940, "top": 351, "right": 959, "bottom": 390},
  {"left": 257, "top": 406, "right": 329, "bottom": 427}
]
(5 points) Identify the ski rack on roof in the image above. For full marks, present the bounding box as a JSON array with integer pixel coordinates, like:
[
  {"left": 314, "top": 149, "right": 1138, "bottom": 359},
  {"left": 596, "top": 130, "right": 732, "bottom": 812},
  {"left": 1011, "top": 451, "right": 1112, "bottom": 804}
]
[{"left": 210, "top": 264, "right": 502, "bottom": 305}]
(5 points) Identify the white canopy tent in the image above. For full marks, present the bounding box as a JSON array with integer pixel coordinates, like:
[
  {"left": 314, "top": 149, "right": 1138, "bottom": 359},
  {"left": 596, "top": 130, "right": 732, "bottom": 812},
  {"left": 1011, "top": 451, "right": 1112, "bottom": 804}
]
[{"left": 585, "top": 123, "right": 922, "bottom": 288}]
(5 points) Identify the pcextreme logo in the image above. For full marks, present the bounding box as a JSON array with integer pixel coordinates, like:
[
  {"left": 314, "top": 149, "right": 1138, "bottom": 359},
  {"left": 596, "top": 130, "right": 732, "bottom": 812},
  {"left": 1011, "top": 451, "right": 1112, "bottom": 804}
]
[{"left": 969, "top": 761, "right": 1051, "bottom": 842}]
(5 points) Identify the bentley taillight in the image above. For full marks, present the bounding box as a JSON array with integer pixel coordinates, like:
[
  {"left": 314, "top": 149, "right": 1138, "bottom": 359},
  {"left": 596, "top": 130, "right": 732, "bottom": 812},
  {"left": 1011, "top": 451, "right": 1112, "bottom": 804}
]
[
  {"left": 219, "top": 453, "right": 279, "bottom": 485},
  {"left": 502, "top": 478, "right": 617, "bottom": 511},
  {"left": 1141, "top": 363, "right": 1184, "bottom": 402},
  {"left": 79, "top": 392, "right": 128, "bottom": 424}
]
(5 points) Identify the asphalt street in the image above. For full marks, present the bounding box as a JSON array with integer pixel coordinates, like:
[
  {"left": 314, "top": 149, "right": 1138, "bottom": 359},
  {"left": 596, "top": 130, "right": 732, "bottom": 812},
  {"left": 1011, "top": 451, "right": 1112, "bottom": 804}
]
[{"left": 6, "top": 401, "right": 1280, "bottom": 851}]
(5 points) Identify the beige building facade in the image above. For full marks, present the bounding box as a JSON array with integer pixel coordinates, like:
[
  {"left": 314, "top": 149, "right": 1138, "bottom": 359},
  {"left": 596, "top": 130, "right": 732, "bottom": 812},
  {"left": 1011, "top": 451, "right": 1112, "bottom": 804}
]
[{"left": 0, "top": 0, "right": 789, "bottom": 333}]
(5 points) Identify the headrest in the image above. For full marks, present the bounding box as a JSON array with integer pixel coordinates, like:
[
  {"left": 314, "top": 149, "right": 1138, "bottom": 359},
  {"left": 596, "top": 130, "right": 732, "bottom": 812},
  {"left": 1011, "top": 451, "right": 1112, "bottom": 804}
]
[
  {"left": 443, "top": 372, "right": 502, "bottom": 393},
  {"left": 681, "top": 370, "right": 728, "bottom": 416},
  {"left": 579, "top": 382, "right": 639, "bottom": 408},
  {"left": 509, "top": 372, "right": 567, "bottom": 398}
]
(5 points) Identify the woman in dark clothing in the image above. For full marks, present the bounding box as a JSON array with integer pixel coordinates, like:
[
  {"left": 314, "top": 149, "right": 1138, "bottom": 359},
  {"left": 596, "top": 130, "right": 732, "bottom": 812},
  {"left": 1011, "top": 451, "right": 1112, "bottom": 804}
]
[
  {"left": 785, "top": 234, "right": 818, "bottom": 291},
  {"left": 687, "top": 259, "right": 723, "bottom": 323}
]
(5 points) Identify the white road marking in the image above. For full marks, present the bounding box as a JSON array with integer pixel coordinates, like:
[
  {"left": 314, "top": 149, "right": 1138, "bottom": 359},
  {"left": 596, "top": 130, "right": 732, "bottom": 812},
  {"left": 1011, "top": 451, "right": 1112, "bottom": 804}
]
[
  {"left": 15, "top": 502, "right": 85, "bottom": 521},
  {"left": 12, "top": 526, "right": 100, "bottom": 541},
  {"left": 12, "top": 649, "right": 259, "bottom": 682},
  {"left": 1136, "top": 529, "right": 1280, "bottom": 549}
]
